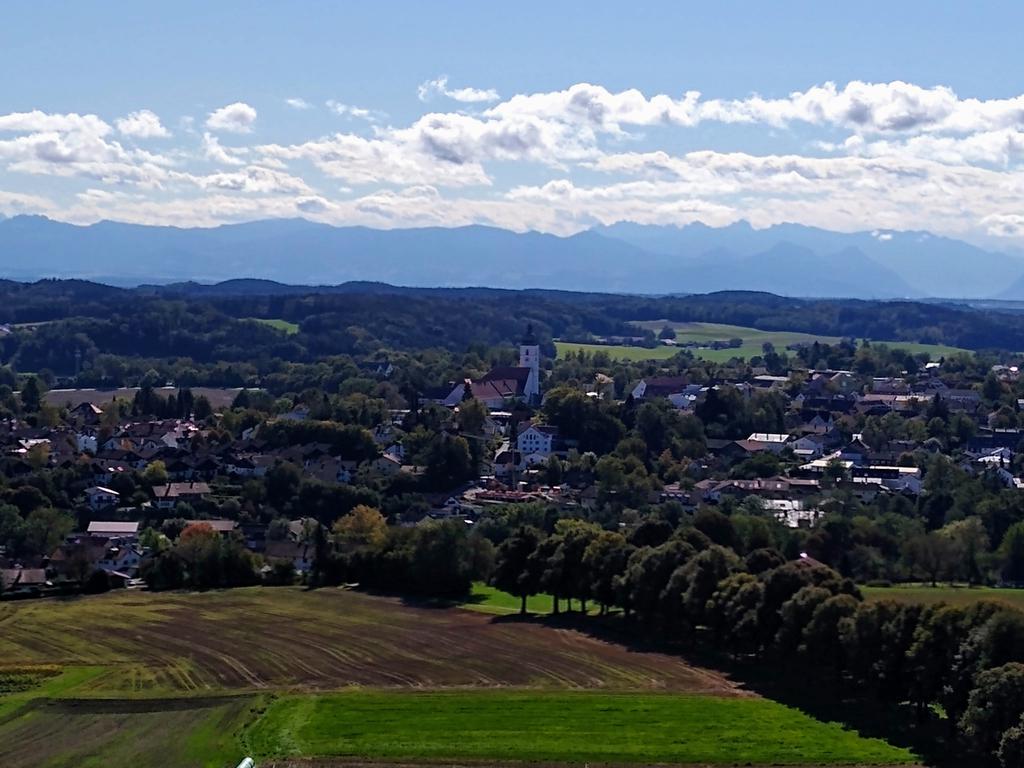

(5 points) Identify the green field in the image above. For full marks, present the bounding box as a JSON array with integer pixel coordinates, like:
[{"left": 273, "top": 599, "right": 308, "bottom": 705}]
[
  {"left": 865, "top": 584, "right": 1024, "bottom": 610},
  {"left": 460, "top": 581, "right": 600, "bottom": 615},
  {"left": 0, "top": 588, "right": 919, "bottom": 767},
  {"left": 248, "top": 317, "right": 300, "bottom": 334},
  {"left": 248, "top": 690, "right": 916, "bottom": 766},
  {"left": 557, "top": 321, "right": 965, "bottom": 363}
]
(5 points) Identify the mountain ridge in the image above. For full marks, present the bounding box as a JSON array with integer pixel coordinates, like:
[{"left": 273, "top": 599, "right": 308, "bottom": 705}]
[{"left": 1, "top": 215, "right": 1020, "bottom": 299}]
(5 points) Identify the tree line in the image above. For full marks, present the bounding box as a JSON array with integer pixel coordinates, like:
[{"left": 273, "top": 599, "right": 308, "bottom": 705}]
[{"left": 487, "top": 517, "right": 1024, "bottom": 767}]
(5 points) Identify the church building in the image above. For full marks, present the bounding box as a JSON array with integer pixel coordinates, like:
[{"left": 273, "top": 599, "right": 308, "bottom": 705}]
[{"left": 443, "top": 325, "right": 542, "bottom": 409}]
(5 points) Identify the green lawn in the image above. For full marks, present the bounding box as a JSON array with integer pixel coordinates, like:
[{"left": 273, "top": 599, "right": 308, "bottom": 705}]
[
  {"left": 247, "top": 317, "right": 300, "bottom": 334},
  {"left": 461, "top": 581, "right": 580, "bottom": 615},
  {"left": 557, "top": 321, "right": 965, "bottom": 363},
  {"left": 865, "top": 584, "right": 1024, "bottom": 610},
  {"left": 247, "top": 690, "right": 917, "bottom": 765}
]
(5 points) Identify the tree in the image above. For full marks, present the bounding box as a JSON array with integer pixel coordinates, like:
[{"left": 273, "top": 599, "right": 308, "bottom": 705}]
[
  {"left": 492, "top": 526, "right": 543, "bottom": 614},
  {"left": 684, "top": 546, "right": 739, "bottom": 618},
  {"left": 1001, "top": 715, "right": 1024, "bottom": 768},
  {"left": 961, "top": 662, "right": 1024, "bottom": 755},
  {"left": 22, "top": 508, "right": 74, "bottom": 558},
  {"left": 457, "top": 397, "right": 488, "bottom": 436},
  {"left": 19, "top": 375, "right": 43, "bottom": 413},
  {"left": 175, "top": 522, "right": 220, "bottom": 589},
  {"left": 583, "top": 531, "right": 632, "bottom": 613},
  {"left": 411, "top": 520, "right": 474, "bottom": 597},
  {"left": 658, "top": 325, "right": 676, "bottom": 341},
  {"left": 424, "top": 435, "right": 474, "bottom": 490},
  {"left": 333, "top": 504, "right": 388, "bottom": 550},
  {"left": 141, "top": 460, "right": 169, "bottom": 487},
  {"left": 544, "top": 454, "right": 563, "bottom": 486},
  {"left": 905, "top": 531, "right": 958, "bottom": 586},
  {"left": 266, "top": 461, "right": 302, "bottom": 509},
  {"left": 1001, "top": 523, "right": 1024, "bottom": 584},
  {"left": 941, "top": 518, "right": 990, "bottom": 585}
]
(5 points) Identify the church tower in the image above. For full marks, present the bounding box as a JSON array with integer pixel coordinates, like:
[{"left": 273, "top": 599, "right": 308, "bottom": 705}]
[{"left": 519, "top": 323, "right": 541, "bottom": 401}]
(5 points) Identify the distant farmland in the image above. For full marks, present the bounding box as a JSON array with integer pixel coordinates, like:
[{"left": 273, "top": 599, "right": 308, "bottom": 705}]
[
  {"left": 247, "top": 317, "right": 300, "bottom": 334},
  {"left": 555, "top": 320, "right": 965, "bottom": 363},
  {"left": 865, "top": 585, "right": 1024, "bottom": 610}
]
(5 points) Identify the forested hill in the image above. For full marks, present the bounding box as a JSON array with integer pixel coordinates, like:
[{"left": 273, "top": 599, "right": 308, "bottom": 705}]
[{"left": 1, "top": 280, "right": 1024, "bottom": 368}]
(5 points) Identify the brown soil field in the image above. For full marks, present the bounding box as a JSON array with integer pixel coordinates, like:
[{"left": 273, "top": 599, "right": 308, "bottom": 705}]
[
  {"left": 0, "top": 694, "right": 258, "bottom": 768},
  {"left": 0, "top": 587, "right": 740, "bottom": 695}
]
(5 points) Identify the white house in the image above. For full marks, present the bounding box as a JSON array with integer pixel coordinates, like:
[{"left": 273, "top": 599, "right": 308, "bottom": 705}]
[
  {"left": 97, "top": 541, "right": 145, "bottom": 577},
  {"left": 517, "top": 425, "right": 558, "bottom": 458}
]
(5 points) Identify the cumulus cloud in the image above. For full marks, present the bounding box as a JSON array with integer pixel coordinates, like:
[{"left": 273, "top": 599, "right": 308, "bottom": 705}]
[
  {"left": 7, "top": 80, "right": 1024, "bottom": 246},
  {"left": 202, "top": 132, "right": 246, "bottom": 166},
  {"left": 285, "top": 97, "right": 312, "bottom": 110},
  {"left": 205, "top": 102, "right": 257, "bottom": 133},
  {"left": 0, "top": 110, "right": 111, "bottom": 135},
  {"left": 487, "top": 81, "right": 1024, "bottom": 136},
  {"left": 418, "top": 75, "right": 500, "bottom": 103},
  {"left": 115, "top": 109, "right": 170, "bottom": 138}
]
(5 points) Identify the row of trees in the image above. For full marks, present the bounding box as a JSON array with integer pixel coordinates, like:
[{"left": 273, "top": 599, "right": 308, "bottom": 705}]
[{"left": 491, "top": 520, "right": 1024, "bottom": 766}]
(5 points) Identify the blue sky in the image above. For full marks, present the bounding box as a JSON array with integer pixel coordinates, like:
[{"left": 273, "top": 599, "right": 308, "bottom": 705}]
[{"left": 1, "top": 2, "right": 1024, "bottom": 247}]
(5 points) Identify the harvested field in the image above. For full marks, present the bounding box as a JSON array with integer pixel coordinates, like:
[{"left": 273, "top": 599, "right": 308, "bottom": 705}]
[
  {"left": 0, "top": 587, "right": 739, "bottom": 695},
  {"left": 42, "top": 385, "right": 253, "bottom": 410},
  {"left": 0, "top": 694, "right": 259, "bottom": 768}
]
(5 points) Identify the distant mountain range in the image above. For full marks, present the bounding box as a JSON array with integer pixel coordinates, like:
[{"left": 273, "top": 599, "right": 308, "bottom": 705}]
[{"left": 1, "top": 214, "right": 1023, "bottom": 299}]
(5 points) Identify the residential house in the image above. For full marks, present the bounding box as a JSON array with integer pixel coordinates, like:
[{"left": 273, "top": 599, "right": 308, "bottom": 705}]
[
  {"left": 86, "top": 520, "right": 139, "bottom": 539},
  {"left": 631, "top": 376, "right": 688, "bottom": 400},
  {"left": 264, "top": 538, "right": 314, "bottom": 574},
  {"left": 153, "top": 482, "right": 211, "bottom": 510},
  {"left": 744, "top": 432, "right": 792, "bottom": 454},
  {"left": 0, "top": 567, "right": 49, "bottom": 596},
  {"left": 517, "top": 424, "right": 559, "bottom": 460},
  {"left": 84, "top": 486, "right": 120, "bottom": 511}
]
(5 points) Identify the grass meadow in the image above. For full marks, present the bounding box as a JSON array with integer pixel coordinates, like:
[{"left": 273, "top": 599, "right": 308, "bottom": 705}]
[
  {"left": 556, "top": 320, "right": 966, "bottom": 363},
  {"left": 247, "top": 317, "right": 300, "bottom": 334},
  {"left": 247, "top": 690, "right": 917, "bottom": 766}
]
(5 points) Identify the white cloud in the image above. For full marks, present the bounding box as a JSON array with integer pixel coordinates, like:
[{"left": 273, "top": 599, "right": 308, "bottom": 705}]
[
  {"left": 188, "top": 165, "right": 313, "bottom": 195},
  {"left": 285, "top": 97, "right": 312, "bottom": 110},
  {"left": 7, "top": 81, "right": 1024, "bottom": 246},
  {"left": 0, "top": 110, "right": 111, "bottom": 136},
  {"left": 982, "top": 213, "right": 1024, "bottom": 238},
  {"left": 205, "top": 102, "right": 257, "bottom": 133},
  {"left": 115, "top": 109, "right": 170, "bottom": 138},
  {"left": 202, "top": 132, "right": 246, "bottom": 166},
  {"left": 0, "top": 189, "right": 56, "bottom": 217},
  {"left": 325, "top": 100, "right": 380, "bottom": 121},
  {"left": 487, "top": 80, "right": 1024, "bottom": 136},
  {"left": 418, "top": 75, "right": 500, "bottom": 103}
]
